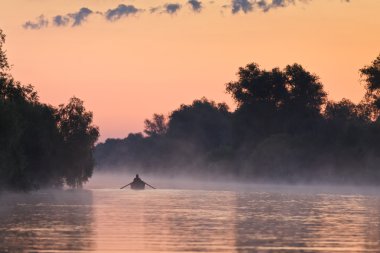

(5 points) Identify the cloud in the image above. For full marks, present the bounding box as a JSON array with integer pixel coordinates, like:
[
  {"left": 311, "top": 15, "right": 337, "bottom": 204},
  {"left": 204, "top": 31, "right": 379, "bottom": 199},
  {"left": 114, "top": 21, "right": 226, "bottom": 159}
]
[
  {"left": 68, "top": 7, "right": 93, "bottom": 26},
  {"left": 150, "top": 3, "right": 182, "bottom": 15},
  {"left": 231, "top": 0, "right": 312, "bottom": 14},
  {"left": 23, "top": 15, "right": 49, "bottom": 30},
  {"left": 105, "top": 4, "right": 140, "bottom": 21},
  {"left": 22, "top": 0, "right": 352, "bottom": 29},
  {"left": 54, "top": 7, "right": 94, "bottom": 27},
  {"left": 257, "top": 0, "right": 296, "bottom": 12},
  {"left": 232, "top": 0, "right": 253, "bottom": 14},
  {"left": 188, "top": 0, "right": 203, "bottom": 12},
  {"left": 53, "top": 15, "right": 70, "bottom": 27},
  {"left": 164, "top": 3, "right": 182, "bottom": 14},
  {"left": 150, "top": 6, "right": 161, "bottom": 13}
]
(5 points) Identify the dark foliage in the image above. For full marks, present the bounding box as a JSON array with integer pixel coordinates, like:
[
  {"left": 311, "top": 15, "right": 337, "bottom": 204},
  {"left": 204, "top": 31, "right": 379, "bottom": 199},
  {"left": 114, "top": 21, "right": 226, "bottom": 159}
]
[
  {"left": 56, "top": 97, "right": 99, "bottom": 188},
  {"left": 144, "top": 114, "right": 168, "bottom": 137},
  {"left": 96, "top": 56, "right": 380, "bottom": 184},
  {"left": 0, "top": 30, "right": 99, "bottom": 191},
  {"left": 0, "top": 29, "right": 9, "bottom": 75},
  {"left": 360, "top": 55, "right": 380, "bottom": 114}
]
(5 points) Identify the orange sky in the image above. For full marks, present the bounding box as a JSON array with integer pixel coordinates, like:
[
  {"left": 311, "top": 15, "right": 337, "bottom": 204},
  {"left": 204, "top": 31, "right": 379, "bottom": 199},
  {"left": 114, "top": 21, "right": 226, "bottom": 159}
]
[{"left": 1, "top": 0, "right": 380, "bottom": 141}]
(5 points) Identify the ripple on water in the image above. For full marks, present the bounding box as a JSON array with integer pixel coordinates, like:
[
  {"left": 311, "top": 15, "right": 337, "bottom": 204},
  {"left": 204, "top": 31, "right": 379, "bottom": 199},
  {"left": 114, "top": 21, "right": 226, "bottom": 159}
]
[{"left": 0, "top": 188, "right": 380, "bottom": 252}]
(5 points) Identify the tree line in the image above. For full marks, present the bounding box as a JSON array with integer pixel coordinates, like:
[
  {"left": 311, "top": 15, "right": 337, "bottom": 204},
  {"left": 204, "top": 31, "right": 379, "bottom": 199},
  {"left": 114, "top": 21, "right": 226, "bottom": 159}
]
[
  {"left": 0, "top": 29, "right": 99, "bottom": 191},
  {"left": 96, "top": 55, "right": 380, "bottom": 184}
]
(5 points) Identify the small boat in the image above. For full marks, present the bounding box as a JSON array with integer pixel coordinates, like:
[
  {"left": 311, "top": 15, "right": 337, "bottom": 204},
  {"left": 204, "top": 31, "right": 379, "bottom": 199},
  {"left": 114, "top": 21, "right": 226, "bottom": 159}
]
[
  {"left": 131, "top": 178, "right": 145, "bottom": 190},
  {"left": 120, "top": 174, "right": 156, "bottom": 190}
]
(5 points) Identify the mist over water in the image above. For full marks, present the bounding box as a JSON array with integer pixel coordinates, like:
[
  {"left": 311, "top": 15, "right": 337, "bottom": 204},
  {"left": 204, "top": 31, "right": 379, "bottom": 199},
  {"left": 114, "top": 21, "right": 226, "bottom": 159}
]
[
  {"left": 2, "top": 173, "right": 380, "bottom": 252},
  {"left": 87, "top": 170, "right": 380, "bottom": 195}
]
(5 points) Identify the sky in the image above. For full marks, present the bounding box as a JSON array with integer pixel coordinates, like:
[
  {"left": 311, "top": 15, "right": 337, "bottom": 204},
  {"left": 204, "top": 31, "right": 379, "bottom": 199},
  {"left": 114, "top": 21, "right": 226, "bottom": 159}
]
[{"left": 1, "top": 0, "right": 380, "bottom": 141}]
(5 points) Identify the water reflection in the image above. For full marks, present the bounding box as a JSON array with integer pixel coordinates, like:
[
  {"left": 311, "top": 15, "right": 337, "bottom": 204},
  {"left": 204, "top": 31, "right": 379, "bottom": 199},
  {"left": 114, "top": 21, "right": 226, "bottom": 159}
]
[
  {"left": 94, "top": 190, "right": 237, "bottom": 252},
  {"left": 0, "top": 190, "right": 94, "bottom": 252},
  {"left": 234, "top": 192, "right": 380, "bottom": 252},
  {"left": 1, "top": 188, "right": 380, "bottom": 252}
]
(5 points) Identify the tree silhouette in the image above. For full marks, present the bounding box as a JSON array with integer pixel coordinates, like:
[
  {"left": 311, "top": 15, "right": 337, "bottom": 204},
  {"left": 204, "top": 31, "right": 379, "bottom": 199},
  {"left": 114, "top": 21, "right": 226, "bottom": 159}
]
[
  {"left": 360, "top": 54, "right": 380, "bottom": 117},
  {"left": 144, "top": 114, "right": 168, "bottom": 137},
  {"left": 0, "top": 29, "right": 9, "bottom": 75},
  {"left": 57, "top": 97, "right": 99, "bottom": 188},
  {"left": 167, "top": 98, "right": 231, "bottom": 150},
  {"left": 284, "top": 64, "right": 326, "bottom": 116},
  {"left": 0, "top": 30, "right": 99, "bottom": 191},
  {"left": 95, "top": 56, "right": 380, "bottom": 184}
]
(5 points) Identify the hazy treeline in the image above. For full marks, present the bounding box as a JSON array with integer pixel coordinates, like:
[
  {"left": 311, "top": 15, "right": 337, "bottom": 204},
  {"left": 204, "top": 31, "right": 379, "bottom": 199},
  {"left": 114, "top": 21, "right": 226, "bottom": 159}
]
[
  {"left": 0, "top": 29, "right": 99, "bottom": 191},
  {"left": 96, "top": 55, "right": 380, "bottom": 184}
]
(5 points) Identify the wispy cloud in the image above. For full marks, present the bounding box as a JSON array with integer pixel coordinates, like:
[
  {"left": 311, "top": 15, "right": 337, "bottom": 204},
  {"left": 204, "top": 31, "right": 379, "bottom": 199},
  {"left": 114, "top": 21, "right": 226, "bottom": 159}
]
[
  {"left": 150, "top": 6, "right": 161, "bottom": 13},
  {"left": 188, "top": 0, "right": 203, "bottom": 12},
  {"left": 150, "top": 3, "right": 183, "bottom": 15},
  {"left": 257, "top": 0, "right": 296, "bottom": 12},
  {"left": 53, "top": 15, "right": 70, "bottom": 27},
  {"left": 164, "top": 3, "right": 182, "bottom": 14},
  {"left": 23, "top": 15, "right": 49, "bottom": 30},
  {"left": 28, "top": 7, "right": 95, "bottom": 29},
  {"left": 69, "top": 7, "right": 93, "bottom": 26},
  {"left": 22, "top": 0, "right": 352, "bottom": 29},
  {"left": 232, "top": 0, "right": 253, "bottom": 14},
  {"left": 105, "top": 4, "right": 141, "bottom": 21},
  {"left": 230, "top": 0, "right": 312, "bottom": 14},
  {"left": 51, "top": 8, "right": 94, "bottom": 27}
]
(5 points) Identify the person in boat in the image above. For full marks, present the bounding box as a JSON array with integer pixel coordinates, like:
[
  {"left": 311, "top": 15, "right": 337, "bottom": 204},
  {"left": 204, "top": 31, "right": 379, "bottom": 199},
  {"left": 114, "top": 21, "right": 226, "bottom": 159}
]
[
  {"left": 131, "top": 174, "right": 145, "bottom": 190},
  {"left": 120, "top": 174, "right": 156, "bottom": 190},
  {"left": 133, "top": 174, "right": 142, "bottom": 183}
]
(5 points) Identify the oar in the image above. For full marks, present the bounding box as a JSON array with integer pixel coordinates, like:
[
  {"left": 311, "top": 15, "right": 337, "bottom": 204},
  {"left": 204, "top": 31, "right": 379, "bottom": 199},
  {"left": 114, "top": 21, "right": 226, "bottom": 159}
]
[
  {"left": 144, "top": 182, "right": 156, "bottom": 189},
  {"left": 120, "top": 182, "right": 132, "bottom": 189}
]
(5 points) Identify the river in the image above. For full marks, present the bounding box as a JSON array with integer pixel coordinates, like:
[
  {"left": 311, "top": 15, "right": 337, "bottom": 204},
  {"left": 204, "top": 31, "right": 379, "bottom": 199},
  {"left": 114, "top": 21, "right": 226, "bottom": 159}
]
[{"left": 1, "top": 185, "right": 380, "bottom": 252}]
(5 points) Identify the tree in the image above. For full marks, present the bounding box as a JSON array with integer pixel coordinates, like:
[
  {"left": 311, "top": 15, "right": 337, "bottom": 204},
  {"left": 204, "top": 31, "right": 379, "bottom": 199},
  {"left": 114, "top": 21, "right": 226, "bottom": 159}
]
[
  {"left": 360, "top": 54, "right": 380, "bottom": 118},
  {"left": 226, "top": 63, "right": 288, "bottom": 109},
  {"left": 0, "top": 78, "right": 62, "bottom": 190},
  {"left": 0, "top": 29, "right": 99, "bottom": 191},
  {"left": 226, "top": 62, "right": 327, "bottom": 138},
  {"left": 324, "top": 99, "right": 371, "bottom": 123},
  {"left": 226, "top": 62, "right": 326, "bottom": 114},
  {"left": 167, "top": 98, "right": 231, "bottom": 150},
  {"left": 57, "top": 97, "right": 99, "bottom": 188},
  {"left": 284, "top": 64, "right": 327, "bottom": 116},
  {"left": 0, "top": 29, "right": 9, "bottom": 75},
  {"left": 144, "top": 114, "right": 168, "bottom": 137}
]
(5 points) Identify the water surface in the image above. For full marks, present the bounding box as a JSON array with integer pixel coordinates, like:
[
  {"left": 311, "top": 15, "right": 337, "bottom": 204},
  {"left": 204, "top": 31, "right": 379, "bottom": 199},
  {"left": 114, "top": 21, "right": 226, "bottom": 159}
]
[{"left": 1, "top": 187, "right": 380, "bottom": 252}]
